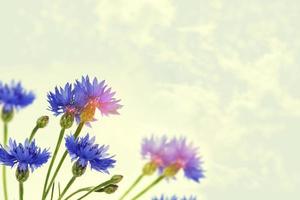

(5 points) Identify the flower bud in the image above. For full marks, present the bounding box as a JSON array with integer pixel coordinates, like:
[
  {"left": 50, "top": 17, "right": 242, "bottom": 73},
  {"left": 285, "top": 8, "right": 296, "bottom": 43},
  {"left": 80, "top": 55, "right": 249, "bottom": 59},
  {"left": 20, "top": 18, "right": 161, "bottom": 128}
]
[
  {"left": 60, "top": 113, "right": 74, "bottom": 129},
  {"left": 72, "top": 162, "right": 86, "bottom": 177},
  {"left": 163, "top": 163, "right": 181, "bottom": 177},
  {"left": 110, "top": 175, "right": 123, "bottom": 184},
  {"left": 16, "top": 169, "right": 29, "bottom": 182},
  {"left": 1, "top": 107, "right": 14, "bottom": 122},
  {"left": 36, "top": 116, "right": 49, "bottom": 128},
  {"left": 142, "top": 161, "right": 157, "bottom": 175},
  {"left": 96, "top": 184, "right": 118, "bottom": 194}
]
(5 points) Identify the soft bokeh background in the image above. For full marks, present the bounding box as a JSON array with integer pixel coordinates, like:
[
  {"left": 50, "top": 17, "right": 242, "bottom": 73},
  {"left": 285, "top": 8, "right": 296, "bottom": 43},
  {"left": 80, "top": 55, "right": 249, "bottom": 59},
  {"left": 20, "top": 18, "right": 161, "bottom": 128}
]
[{"left": 0, "top": 0, "right": 299, "bottom": 199}]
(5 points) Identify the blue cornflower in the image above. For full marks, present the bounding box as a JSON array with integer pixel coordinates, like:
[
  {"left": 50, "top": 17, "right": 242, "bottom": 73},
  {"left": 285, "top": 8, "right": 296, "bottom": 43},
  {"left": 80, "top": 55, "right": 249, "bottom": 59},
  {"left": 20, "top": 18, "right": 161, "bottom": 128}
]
[
  {"left": 0, "top": 81, "right": 35, "bottom": 113},
  {"left": 152, "top": 195, "right": 197, "bottom": 200},
  {"left": 65, "top": 134, "right": 115, "bottom": 173},
  {"left": 0, "top": 138, "right": 50, "bottom": 172},
  {"left": 47, "top": 83, "right": 78, "bottom": 116},
  {"left": 74, "top": 76, "right": 122, "bottom": 122},
  {"left": 164, "top": 137, "right": 204, "bottom": 182},
  {"left": 141, "top": 136, "right": 169, "bottom": 168}
]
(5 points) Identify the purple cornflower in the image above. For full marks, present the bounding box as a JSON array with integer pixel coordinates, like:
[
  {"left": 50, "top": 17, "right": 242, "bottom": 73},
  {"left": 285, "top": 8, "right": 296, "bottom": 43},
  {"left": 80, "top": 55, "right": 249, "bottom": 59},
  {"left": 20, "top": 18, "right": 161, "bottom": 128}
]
[
  {"left": 47, "top": 83, "right": 78, "bottom": 116},
  {"left": 0, "top": 81, "right": 35, "bottom": 113},
  {"left": 152, "top": 195, "right": 197, "bottom": 200},
  {"left": 165, "top": 138, "right": 204, "bottom": 182},
  {"left": 74, "top": 76, "right": 122, "bottom": 122},
  {"left": 141, "top": 136, "right": 169, "bottom": 168},
  {"left": 0, "top": 139, "right": 50, "bottom": 172},
  {"left": 65, "top": 134, "right": 115, "bottom": 173}
]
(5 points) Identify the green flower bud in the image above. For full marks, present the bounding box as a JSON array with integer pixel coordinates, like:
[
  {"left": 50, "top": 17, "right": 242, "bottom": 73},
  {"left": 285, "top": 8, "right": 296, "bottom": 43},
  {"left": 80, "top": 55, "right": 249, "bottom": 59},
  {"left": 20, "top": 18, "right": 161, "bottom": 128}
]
[
  {"left": 1, "top": 108, "right": 14, "bottom": 122},
  {"left": 142, "top": 161, "right": 157, "bottom": 175},
  {"left": 72, "top": 162, "right": 86, "bottom": 177},
  {"left": 96, "top": 184, "right": 118, "bottom": 194},
  {"left": 36, "top": 116, "right": 49, "bottom": 128},
  {"left": 60, "top": 113, "right": 74, "bottom": 129},
  {"left": 110, "top": 175, "right": 123, "bottom": 184},
  {"left": 16, "top": 169, "right": 29, "bottom": 182}
]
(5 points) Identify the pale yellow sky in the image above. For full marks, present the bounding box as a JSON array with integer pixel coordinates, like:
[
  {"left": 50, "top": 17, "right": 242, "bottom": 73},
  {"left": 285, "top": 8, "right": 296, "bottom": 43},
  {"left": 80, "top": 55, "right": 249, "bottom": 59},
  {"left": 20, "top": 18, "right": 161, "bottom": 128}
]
[{"left": 0, "top": 0, "right": 300, "bottom": 200}]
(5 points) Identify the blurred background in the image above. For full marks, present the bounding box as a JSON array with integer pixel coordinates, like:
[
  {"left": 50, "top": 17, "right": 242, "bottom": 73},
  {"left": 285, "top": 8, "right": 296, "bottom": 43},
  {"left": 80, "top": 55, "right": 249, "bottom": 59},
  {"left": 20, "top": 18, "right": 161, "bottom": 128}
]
[{"left": 0, "top": 0, "right": 299, "bottom": 199}]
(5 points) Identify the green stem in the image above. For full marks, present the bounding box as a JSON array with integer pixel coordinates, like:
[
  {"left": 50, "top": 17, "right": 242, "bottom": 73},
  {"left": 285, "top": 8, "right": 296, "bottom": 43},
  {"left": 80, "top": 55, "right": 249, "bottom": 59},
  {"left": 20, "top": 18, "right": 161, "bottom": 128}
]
[
  {"left": 119, "top": 174, "right": 144, "bottom": 200},
  {"left": 131, "top": 175, "right": 165, "bottom": 200},
  {"left": 29, "top": 125, "right": 39, "bottom": 142},
  {"left": 50, "top": 182, "right": 55, "bottom": 200},
  {"left": 19, "top": 182, "right": 24, "bottom": 200},
  {"left": 77, "top": 179, "right": 115, "bottom": 200},
  {"left": 2, "top": 167, "right": 8, "bottom": 200},
  {"left": 64, "top": 187, "right": 92, "bottom": 200},
  {"left": 42, "top": 128, "right": 66, "bottom": 199},
  {"left": 4, "top": 122, "right": 8, "bottom": 144},
  {"left": 2, "top": 122, "right": 8, "bottom": 200},
  {"left": 43, "top": 122, "right": 84, "bottom": 199},
  {"left": 58, "top": 176, "right": 76, "bottom": 200}
]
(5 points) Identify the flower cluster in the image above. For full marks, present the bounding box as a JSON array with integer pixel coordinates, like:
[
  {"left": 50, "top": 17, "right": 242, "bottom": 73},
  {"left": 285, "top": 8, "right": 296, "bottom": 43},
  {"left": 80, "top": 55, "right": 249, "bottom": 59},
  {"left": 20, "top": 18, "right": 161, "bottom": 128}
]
[
  {"left": 47, "top": 76, "right": 122, "bottom": 124},
  {"left": 0, "top": 76, "right": 204, "bottom": 200},
  {"left": 142, "top": 136, "right": 204, "bottom": 182},
  {"left": 152, "top": 195, "right": 197, "bottom": 200},
  {"left": 0, "top": 81, "right": 35, "bottom": 113},
  {"left": 0, "top": 139, "right": 50, "bottom": 172}
]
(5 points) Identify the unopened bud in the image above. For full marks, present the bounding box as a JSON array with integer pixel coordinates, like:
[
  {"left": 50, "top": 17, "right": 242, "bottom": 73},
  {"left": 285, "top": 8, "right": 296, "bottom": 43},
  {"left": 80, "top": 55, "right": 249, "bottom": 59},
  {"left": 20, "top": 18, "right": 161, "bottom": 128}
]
[
  {"left": 143, "top": 162, "right": 157, "bottom": 175},
  {"left": 1, "top": 107, "right": 14, "bottom": 122},
  {"left": 16, "top": 169, "right": 29, "bottom": 182},
  {"left": 96, "top": 184, "right": 118, "bottom": 194},
  {"left": 36, "top": 116, "right": 49, "bottom": 128},
  {"left": 110, "top": 175, "right": 123, "bottom": 183},
  {"left": 60, "top": 113, "right": 74, "bottom": 129},
  {"left": 72, "top": 161, "right": 86, "bottom": 177}
]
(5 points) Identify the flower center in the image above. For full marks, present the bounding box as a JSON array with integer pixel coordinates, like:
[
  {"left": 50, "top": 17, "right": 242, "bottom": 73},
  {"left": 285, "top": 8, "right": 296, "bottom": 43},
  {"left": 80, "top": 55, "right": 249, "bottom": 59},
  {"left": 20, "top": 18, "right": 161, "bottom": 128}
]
[{"left": 66, "top": 106, "right": 76, "bottom": 114}]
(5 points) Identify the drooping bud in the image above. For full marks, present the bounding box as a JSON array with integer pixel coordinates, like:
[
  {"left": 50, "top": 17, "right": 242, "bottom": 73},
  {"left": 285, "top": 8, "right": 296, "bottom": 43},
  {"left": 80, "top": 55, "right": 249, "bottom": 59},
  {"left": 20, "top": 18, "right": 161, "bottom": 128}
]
[
  {"left": 110, "top": 175, "right": 123, "bottom": 184},
  {"left": 36, "top": 116, "right": 49, "bottom": 128},
  {"left": 142, "top": 161, "right": 157, "bottom": 175},
  {"left": 72, "top": 161, "right": 87, "bottom": 177},
  {"left": 163, "top": 163, "right": 181, "bottom": 177},
  {"left": 16, "top": 169, "right": 29, "bottom": 182},
  {"left": 1, "top": 107, "right": 14, "bottom": 122},
  {"left": 96, "top": 184, "right": 118, "bottom": 194},
  {"left": 60, "top": 113, "right": 74, "bottom": 129}
]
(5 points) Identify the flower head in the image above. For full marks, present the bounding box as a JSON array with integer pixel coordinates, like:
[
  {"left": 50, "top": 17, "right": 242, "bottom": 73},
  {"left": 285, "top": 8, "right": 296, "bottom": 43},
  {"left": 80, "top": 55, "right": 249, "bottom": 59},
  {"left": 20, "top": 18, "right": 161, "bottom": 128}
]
[
  {"left": 152, "top": 195, "right": 197, "bottom": 200},
  {"left": 141, "top": 136, "right": 169, "bottom": 167},
  {"left": 164, "top": 138, "right": 204, "bottom": 182},
  {"left": 0, "top": 81, "right": 35, "bottom": 113},
  {"left": 65, "top": 134, "right": 115, "bottom": 173},
  {"left": 0, "top": 139, "right": 50, "bottom": 172},
  {"left": 47, "top": 83, "right": 78, "bottom": 116},
  {"left": 74, "top": 76, "right": 122, "bottom": 122}
]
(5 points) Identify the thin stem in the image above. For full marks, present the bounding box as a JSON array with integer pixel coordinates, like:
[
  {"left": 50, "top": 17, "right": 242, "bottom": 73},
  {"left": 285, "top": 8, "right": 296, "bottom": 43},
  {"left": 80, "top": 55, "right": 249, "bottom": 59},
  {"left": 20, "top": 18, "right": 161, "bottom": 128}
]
[
  {"left": 43, "top": 122, "right": 84, "bottom": 199},
  {"left": 131, "top": 175, "right": 165, "bottom": 200},
  {"left": 19, "top": 182, "right": 24, "bottom": 200},
  {"left": 29, "top": 125, "right": 39, "bottom": 142},
  {"left": 42, "top": 128, "right": 66, "bottom": 199},
  {"left": 2, "top": 167, "right": 8, "bottom": 200},
  {"left": 64, "top": 187, "right": 92, "bottom": 200},
  {"left": 2, "top": 122, "right": 8, "bottom": 200},
  {"left": 119, "top": 174, "right": 144, "bottom": 200},
  {"left": 77, "top": 179, "right": 115, "bottom": 200},
  {"left": 58, "top": 176, "right": 76, "bottom": 200},
  {"left": 50, "top": 182, "right": 55, "bottom": 200},
  {"left": 4, "top": 122, "right": 8, "bottom": 144}
]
